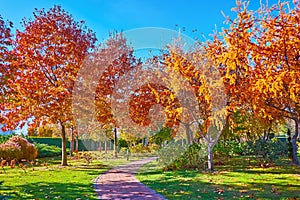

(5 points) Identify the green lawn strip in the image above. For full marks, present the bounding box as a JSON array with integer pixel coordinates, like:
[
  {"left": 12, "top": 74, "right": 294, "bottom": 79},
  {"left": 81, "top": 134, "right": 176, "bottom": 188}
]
[
  {"left": 137, "top": 158, "right": 300, "bottom": 200},
  {"left": 0, "top": 152, "right": 135, "bottom": 199}
]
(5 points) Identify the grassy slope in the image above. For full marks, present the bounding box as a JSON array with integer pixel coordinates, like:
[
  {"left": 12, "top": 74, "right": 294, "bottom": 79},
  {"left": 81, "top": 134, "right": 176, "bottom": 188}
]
[
  {"left": 0, "top": 152, "right": 133, "bottom": 199},
  {"left": 137, "top": 157, "right": 300, "bottom": 200}
]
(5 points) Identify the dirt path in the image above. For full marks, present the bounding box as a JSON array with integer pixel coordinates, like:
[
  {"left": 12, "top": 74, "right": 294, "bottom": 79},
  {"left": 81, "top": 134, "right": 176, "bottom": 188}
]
[{"left": 94, "top": 157, "right": 166, "bottom": 200}]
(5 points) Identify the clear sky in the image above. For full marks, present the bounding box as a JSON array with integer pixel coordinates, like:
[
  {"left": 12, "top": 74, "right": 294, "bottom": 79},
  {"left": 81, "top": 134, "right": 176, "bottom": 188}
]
[{"left": 1, "top": 0, "right": 281, "bottom": 43}]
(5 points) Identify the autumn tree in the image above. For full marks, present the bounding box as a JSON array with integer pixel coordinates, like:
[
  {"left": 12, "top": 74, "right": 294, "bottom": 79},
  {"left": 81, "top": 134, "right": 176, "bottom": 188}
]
[
  {"left": 2, "top": 5, "right": 96, "bottom": 165},
  {"left": 37, "top": 123, "right": 61, "bottom": 138},
  {"left": 111, "top": 37, "right": 226, "bottom": 171},
  {"left": 157, "top": 41, "right": 227, "bottom": 172},
  {"left": 206, "top": 1, "right": 300, "bottom": 164},
  {"left": 73, "top": 33, "right": 140, "bottom": 158},
  {"left": 0, "top": 15, "right": 13, "bottom": 113},
  {"left": 93, "top": 34, "right": 141, "bottom": 158},
  {"left": 128, "top": 83, "right": 181, "bottom": 133},
  {"left": 250, "top": 1, "right": 300, "bottom": 164},
  {"left": 27, "top": 127, "right": 38, "bottom": 137}
]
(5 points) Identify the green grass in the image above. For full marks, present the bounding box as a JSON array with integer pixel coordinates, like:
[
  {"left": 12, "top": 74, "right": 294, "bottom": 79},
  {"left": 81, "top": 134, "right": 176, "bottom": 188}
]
[
  {"left": 137, "top": 157, "right": 300, "bottom": 200},
  {"left": 0, "top": 151, "right": 136, "bottom": 199}
]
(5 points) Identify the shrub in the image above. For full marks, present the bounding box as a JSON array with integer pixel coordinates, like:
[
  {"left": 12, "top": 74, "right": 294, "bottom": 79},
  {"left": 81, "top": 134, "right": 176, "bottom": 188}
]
[
  {"left": 148, "top": 143, "right": 160, "bottom": 152},
  {"left": 0, "top": 142, "right": 21, "bottom": 161},
  {"left": 214, "top": 140, "right": 248, "bottom": 158},
  {"left": 157, "top": 142, "right": 186, "bottom": 169},
  {"left": 245, "top": 138, "right": 288, "bottom": 165},
  {"left": 161, "top": 143, "right": 207, "bottom": 171},
  {"left": 130, "top": 143, "right": 150, "bottom": 153},
  {"left": 0, "top": 134, "right": 14, "bottom": 144},
  {"left": 34, "top": 143, "right": 61, "bottom": 158},
  {"left": 0, "top": 136, "right": 37, "bottom": 161},
  {"left": 117, "top": 138, "right": 128, "bottom": 148},
  {"left": 119, "top": 147, "right": 128, "bottom": 156}
]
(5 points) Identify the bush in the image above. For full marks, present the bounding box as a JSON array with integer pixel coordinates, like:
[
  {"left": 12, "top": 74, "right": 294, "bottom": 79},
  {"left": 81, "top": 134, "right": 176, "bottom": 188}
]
[
  {"left": 117, "top": 138, "right": 128, "bottom": 148},
  {"left": 157, "top": 142, "right": 186, "bottom": 169},
  {"left": 119, "top": 147, "right": 128, "bottom": 156},
  {"left": 245, "top": 138, "right": 288, "bottom": 164},
  {"left": 214, "top": 140, "right": 248, "bottom": 158},
  {"left": 28, "top": 137, "right": 92, "bottom": 151},
  {"left": 130, "top": 143, "right": 150, "bottom": 153},
  {"left": 0, "top": 142, "right": 21, "bottom": 161},
  {"left": 160, "top": 143, "right": 206, "bottom": 171},
  {"left": 34, "top": 143, "right": 61, "bottom": 158},
  {"left": 0, "top": 134, "right": 14, "bottom": 144},
  {"left": 0, "top": 136, "right": 37, "bottom": 161},
  {"left": 148, "top": 143, "right": 160, "bottom": 152}
]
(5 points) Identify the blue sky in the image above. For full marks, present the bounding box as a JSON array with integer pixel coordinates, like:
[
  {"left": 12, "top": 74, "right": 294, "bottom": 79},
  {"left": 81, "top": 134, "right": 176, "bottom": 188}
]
[{"left": 1, "top": 0, "right": 281, "bottom": 42}]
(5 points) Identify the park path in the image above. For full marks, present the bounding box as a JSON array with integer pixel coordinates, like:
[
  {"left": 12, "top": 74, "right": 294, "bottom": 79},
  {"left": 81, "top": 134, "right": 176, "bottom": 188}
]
[{"left": 94, "top": 157, "right": 167, "bottom": 200}]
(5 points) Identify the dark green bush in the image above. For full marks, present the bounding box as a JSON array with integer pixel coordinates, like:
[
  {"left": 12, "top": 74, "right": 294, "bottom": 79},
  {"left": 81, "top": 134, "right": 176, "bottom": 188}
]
[
  {"left": 0, "top": 134, "right": 15, "bottom": 144},
  {"left": 245, "top": 138, "right": 288, "bottom": 164},
  {"left": 117, "top": 138, "right": 128, "bottom": 148},
  {"left": 34, "top": 143, "right": 62, "bottom": 158},
  {"left": 214, "top": 140, "right": 248, "bottom": 157}
]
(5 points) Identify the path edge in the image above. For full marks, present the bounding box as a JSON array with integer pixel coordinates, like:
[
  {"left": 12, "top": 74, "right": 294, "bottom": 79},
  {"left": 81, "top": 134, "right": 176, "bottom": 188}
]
[{"left": 93, "top": 157, "right": 167, "bottom": 200}]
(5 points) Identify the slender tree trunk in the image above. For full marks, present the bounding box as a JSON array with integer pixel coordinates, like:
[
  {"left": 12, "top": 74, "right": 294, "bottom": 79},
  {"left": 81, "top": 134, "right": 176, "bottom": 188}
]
[
  {"left": 99, "top": 141, "right": 102, "bottom": 152},
  {"left": 61, "top": 122, "right": 68, "bottom": 166},
  {"left": 263, "top": 130, "right": 267, "bottom": 141},
  {"left": 75, "top": 135, "right": 79, "bottom": 151},
  {"left": 69, "top": 126, "right": 74, "bottom": 156},
  {"left": 207, "top": 144, "right": 214, "bottom": 172},
  {"left": 114, "top": 127, "right": 118, "bottom": 158},
  {"left": 91, "top": 141, "right": 95, "bottom": 150},
  {"left": 105, "top": 135, "right": 107, "bottom": 154},
  {"left": 292, "top": 118, "right": 299, "bottom": 165}
]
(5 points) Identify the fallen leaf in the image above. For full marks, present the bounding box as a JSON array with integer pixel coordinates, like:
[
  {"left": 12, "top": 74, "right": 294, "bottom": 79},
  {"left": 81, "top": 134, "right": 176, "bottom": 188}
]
[{"left": 239, "top": 189, "right": 248, "bottom": 193}]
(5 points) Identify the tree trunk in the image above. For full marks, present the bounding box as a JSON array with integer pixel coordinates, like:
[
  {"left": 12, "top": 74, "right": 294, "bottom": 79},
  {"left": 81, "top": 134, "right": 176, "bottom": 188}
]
[
  {"left": 61, "top": 122, "right": 68, "bottom": 166},
  {"left": 185, "top": 124, "right": 192, "bottom": 145},
  {"left": 99, "top": 141, "right": 102, "bottom": 152},
  {"left": 105, "top": 135, "right": 107, "bottom": 154},
  {"left": 292, "top": 118, "right": 299, "bottom": 165},
  {"left": 69, "top": 126, "right": 74, "bottom": 156},
  {"left": 75, "top": 135, "right": 79, "bottom": 151},
  {"left": 114, "top": 127, "right": 118, "bottom": 158},
  {"left": 207, "top": 144, "right": 214, "bottom": 172},
  {"left": 91, "top": 141, "right": 95, "bottom": 150}
]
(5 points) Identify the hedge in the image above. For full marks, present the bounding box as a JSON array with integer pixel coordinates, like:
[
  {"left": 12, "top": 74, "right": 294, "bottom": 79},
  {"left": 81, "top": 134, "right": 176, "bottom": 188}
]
[{"left": 28, "top": 137, "right": 104, "bottom": 151}]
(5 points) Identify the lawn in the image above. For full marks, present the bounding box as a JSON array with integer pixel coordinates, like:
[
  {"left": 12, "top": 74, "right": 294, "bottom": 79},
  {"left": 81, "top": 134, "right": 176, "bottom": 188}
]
[
  {"left": 0, "top": 151, "right": 135, "bottom": 199},
  {"left": 137, "top": 157, "right": 300, "bottom": 200}
]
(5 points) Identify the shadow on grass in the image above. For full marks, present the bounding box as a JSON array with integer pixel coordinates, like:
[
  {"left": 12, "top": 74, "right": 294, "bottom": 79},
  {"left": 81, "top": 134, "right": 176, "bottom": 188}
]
[
  {"left": 138, "top": 161, "right": 300, "bottom": 200},
  {"left": 1, "top": 181, "right": 97, "bottom": 200}
]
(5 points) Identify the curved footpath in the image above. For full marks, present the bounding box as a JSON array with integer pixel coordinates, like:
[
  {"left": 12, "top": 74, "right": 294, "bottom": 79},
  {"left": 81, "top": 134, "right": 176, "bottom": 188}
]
[{"left": 94, "top": 157, "right": 167, "bottom": 200}]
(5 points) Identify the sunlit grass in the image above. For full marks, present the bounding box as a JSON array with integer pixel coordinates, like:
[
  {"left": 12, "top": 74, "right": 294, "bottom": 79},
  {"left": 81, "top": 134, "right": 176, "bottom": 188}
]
[
  {"left": 137, "top": 157, "right": 300, "bottom": 200},
  {"left": 0, "top": 151, "right": 135, "bottom": 199}
]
